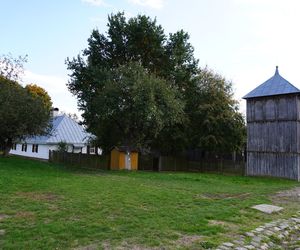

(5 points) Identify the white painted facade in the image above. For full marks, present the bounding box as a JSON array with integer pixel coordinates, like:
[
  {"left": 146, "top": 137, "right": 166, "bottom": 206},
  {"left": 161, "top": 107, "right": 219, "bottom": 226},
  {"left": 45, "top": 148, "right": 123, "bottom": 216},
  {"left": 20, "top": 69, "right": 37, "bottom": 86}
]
[
  {"left": 10, "top": 143, "right": 101, "bottom": 160},
  {"left": 9, "top": 114, "right": 101, "bottom": 160},
  {"left": 10, "top": 144, "right": 50, "bottom": 160}
]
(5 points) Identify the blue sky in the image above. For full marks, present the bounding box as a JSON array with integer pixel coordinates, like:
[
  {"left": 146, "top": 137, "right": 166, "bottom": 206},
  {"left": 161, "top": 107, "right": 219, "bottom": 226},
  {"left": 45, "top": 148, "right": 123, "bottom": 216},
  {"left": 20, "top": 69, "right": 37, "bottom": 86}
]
[{"left": 1, "top": 0, "right": 300, "bottom": 115}]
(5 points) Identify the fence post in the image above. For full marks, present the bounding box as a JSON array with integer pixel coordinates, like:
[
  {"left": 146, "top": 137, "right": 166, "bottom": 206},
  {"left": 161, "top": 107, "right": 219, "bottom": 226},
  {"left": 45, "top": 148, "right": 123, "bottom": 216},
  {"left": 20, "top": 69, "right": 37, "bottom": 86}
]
[{"left": 220, "top": 156, "right": 223, "bottom": 174}]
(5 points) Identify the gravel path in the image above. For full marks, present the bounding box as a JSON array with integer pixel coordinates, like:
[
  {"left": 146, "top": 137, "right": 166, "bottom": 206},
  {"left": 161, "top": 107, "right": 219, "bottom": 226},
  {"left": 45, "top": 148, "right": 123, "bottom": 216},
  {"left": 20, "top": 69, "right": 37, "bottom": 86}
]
[{"left": 217, "top": 187, "right": 300, "bottom": 250}]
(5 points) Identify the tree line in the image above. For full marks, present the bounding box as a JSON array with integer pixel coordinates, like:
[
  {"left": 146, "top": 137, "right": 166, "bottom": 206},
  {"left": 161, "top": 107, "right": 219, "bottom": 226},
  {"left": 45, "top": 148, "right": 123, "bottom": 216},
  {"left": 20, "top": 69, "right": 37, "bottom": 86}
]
[
  {"left": 66, "top": 12, "right": 246, "bottom": 155},
  {"left": 0, "top": 54, "right": 52, "bottom": 156}
]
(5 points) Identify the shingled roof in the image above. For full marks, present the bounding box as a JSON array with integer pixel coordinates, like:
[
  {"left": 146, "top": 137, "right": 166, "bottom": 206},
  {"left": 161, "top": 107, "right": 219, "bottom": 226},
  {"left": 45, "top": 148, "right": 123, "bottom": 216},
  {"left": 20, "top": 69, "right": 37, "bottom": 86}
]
[
  {"left": 25, "top": 115, "right": 92, "bottom": 146},
  {"left": 243, "top": 66, "right": 300, "bottom": 99}
]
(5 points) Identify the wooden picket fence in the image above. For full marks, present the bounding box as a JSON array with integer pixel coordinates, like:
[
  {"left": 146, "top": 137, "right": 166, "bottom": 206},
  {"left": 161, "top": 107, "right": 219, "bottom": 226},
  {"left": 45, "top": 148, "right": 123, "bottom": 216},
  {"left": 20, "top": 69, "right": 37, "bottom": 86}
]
[
  {"left": 138, "top": 155, "right": 245, "bottom": 175},
  {"left": 49, "top": 150, "right": 245, "bottom": 175},
  {"left": 49, "top": 151, "right": 109, "bottom": 170}
]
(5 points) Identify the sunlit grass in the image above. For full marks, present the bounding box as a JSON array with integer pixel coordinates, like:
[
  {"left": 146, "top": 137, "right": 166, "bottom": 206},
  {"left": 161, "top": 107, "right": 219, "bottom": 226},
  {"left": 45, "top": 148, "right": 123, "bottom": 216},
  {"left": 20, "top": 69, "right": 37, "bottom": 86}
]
[{"left": 0, "top": 156, "right": 299, "bottom": 249}]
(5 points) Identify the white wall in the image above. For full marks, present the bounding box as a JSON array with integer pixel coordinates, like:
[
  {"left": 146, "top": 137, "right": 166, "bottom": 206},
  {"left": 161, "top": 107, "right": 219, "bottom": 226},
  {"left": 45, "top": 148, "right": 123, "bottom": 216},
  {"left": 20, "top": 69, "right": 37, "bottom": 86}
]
[
  {"left": 10, "top": 144, "right": 50, "bottom": 160},
  {"left": 49, "top": 144, "right": 81, "bottom": 153},
  {"left": 10, "top": 144, "right": 102, "bottom": 160}
]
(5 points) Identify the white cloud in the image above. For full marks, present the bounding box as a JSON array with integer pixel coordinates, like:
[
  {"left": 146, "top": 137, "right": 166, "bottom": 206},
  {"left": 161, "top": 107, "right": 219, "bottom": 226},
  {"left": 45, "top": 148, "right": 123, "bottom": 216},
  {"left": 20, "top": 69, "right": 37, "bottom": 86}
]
[
  {"left": 128, "top": 0, "right": 165, "bottom": 9},
  {"left": 82, "top": 0, "right": 109, "bottom": 7},
  {"left": 23, "top": 71, "right": 80, "bottom": 116}
]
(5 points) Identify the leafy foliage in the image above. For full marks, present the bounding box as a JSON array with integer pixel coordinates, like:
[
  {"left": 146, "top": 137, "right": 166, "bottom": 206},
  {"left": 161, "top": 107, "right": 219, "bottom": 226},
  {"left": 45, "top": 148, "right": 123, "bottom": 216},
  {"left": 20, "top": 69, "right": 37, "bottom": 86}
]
[
  {"left": 66, "top": 12, "right": 245, "bottom": 154},
  {"left": 0, "top": 76, "right": 51, "bottom": 155},
  {"left": 81, "top": 62, "right": 184, "bottom": 152},
  {"left": 25, "top": 84, "right": 53, "bottom": 111},
  {"left": 187, "top": 68, "right": 246, "bottom": 152},
  {"left": 57, "top": 141, "right": 68, "bottom": 152}
]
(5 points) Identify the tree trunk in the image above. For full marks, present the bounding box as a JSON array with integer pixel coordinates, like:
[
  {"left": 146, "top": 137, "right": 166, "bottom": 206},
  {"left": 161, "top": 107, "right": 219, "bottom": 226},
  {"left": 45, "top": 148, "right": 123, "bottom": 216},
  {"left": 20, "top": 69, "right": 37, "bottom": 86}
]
[{"left": 3, "top": 138, "right": 12, "bottom": 157}]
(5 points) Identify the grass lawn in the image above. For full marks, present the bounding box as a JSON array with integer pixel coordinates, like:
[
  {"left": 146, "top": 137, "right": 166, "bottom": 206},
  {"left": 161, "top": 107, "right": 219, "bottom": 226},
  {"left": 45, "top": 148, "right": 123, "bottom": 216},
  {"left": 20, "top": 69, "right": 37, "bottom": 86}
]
[{"left": 0, "top": 157, "right": 299, "bottom": 249}]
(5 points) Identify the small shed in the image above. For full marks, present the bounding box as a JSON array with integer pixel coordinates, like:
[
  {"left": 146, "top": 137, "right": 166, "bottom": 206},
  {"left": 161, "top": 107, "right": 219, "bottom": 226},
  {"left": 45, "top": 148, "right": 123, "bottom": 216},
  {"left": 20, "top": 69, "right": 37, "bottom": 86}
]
[
  {"left": 110, "top": 146, "right": 138, "bottom": 170},
  {"left": 243, "top": 66, "right": 300, "bottom": 181}
]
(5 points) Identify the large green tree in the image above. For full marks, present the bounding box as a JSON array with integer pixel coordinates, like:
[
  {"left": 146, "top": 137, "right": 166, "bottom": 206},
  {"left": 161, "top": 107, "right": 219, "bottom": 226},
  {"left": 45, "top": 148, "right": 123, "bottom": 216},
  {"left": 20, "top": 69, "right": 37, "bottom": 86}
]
[
  {"left": 80, "top": 62, "right": 184, "bottom": 152},
  {"left": 66, "top": 12, "right": 245, "bottom": 154},
  {"left": 66, "top": 12, "right": 197, "bottom": 151},
  {"left": 187, "top": 68, "right": 246, "bottom": 152},
  {"left": 0, "top": 76, "right": 51, "bottom": 156}
]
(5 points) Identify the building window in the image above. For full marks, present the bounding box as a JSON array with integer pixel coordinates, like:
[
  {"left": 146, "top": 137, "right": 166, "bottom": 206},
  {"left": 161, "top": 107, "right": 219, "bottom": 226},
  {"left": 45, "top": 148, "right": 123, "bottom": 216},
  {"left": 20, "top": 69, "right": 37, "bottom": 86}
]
[
  {"left": 89, "top": 147, "right": 95, "bottom": 154},
  {"left": 12, "top": 144, "right": 17, "bottom": 150},
  {"left": 21, "top": 144, "right": 27, "bottom": 152},
  {"left": 32, "top": 144, "right": 39, "bottom": 153}
]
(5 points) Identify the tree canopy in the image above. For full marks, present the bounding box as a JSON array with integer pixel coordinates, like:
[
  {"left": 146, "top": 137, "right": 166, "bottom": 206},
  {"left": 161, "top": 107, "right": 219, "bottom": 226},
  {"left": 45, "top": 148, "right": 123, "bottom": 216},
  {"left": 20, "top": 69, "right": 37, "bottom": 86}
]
[
  {"left": 66, "top": 12, "right": 245, "bottom": 154},
  {"left": 0, "top": 69, "right": 51, "bottom": 156},
  {"left": 83, "top": 62, "right": 184, "bottom": 152},
  {"left": 25, "top": 84, "right": 53, "bottom": 111},
  {"left": 187, "top": 68, "right": 246, "bottom": 152}
]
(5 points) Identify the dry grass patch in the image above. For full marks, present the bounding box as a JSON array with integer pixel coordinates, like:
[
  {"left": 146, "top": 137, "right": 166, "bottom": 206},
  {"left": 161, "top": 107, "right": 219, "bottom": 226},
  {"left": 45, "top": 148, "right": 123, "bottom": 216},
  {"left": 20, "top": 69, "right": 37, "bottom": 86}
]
[
  {"left": 174, "top": 234, "right": 203, "bottom": 247},
  {"left": 196, "top": 192, "right": 250, "bottom": 200},
  {"left": 208, "top": 220, "right": 239, "bottom": 231},
  {"left": 73, "top": 243, "right": 99, "bottom": 250},
  {"left": 16, "top": 192, "right": 61, "bottom": 202},
  {"left": 271, "top": 187, "right": 300, "bottom": 203},
  {"left": 0, "top": 214, "right": 10, "bottom": 221},
  {"left": 14, "top": 211, "right": 36, "bottom": 222}
]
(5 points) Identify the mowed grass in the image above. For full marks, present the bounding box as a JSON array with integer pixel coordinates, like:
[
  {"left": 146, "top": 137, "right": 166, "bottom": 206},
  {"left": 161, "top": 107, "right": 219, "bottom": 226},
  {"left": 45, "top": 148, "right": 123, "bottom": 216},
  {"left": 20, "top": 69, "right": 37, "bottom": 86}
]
[{"left": 0, "top": 157, "right": 299, "bottom": 249}]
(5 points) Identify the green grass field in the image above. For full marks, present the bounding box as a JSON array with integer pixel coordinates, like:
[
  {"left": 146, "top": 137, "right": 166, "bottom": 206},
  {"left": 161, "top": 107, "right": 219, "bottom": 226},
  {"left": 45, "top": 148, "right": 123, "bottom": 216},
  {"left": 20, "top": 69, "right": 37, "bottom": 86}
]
[{"left": 0, "top": 156, "right": 299, "bottom": 249}]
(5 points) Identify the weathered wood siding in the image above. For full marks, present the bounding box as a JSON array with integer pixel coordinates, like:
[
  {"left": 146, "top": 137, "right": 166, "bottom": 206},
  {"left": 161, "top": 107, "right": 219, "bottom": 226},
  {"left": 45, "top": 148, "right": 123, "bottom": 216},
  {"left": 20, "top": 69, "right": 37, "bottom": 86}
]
[{"left": 246, "top": 95, "right": 300, "bottom": 181}]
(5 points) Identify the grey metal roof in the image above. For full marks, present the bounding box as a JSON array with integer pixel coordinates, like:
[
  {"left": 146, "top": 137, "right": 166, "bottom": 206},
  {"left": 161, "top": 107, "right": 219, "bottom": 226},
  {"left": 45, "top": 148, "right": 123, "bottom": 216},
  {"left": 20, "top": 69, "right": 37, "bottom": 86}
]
[
  {"left": 25, "top": 115, "right": 92, "bottom": 145},
  {"left": 243, "top": 66, "right": 300, "bottom": 99}
]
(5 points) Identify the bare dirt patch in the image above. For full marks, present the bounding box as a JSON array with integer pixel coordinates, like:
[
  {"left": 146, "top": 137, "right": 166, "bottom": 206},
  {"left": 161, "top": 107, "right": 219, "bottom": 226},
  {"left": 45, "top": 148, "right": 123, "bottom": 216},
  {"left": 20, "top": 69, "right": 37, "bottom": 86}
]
[
  {"left": 15, "top": 211, "right": 35, "bottom": 220},
  {"left": 208, "top": 220, "right": 239, "bottom": 230},
  {"left": 0, "top": 214, "right": 9, "bottom": 222},
  {"left": 271, "top": 187, "right": 300, "bottom": 203},
  {"left": 174, "top": 234, "right": 203, "bottom": 246},
  {"left": 116, "top": 241, "right": 162, "bottom": 250},
  {"left": 74, "top": 243, "right": 98, "bottom": 250},
  {"left": 196, "top": 193, "right": 250, "bottom": 200},
  {"left": 16, "top": 192, "right": 61, "bottom": 202}
]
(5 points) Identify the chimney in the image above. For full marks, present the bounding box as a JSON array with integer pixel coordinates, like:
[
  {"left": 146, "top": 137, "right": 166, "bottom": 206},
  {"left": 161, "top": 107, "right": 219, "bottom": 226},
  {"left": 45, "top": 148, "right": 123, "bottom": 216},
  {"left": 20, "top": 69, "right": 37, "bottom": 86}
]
[{"left": 50, "top": 107, "right": 59, "bottom": 117}]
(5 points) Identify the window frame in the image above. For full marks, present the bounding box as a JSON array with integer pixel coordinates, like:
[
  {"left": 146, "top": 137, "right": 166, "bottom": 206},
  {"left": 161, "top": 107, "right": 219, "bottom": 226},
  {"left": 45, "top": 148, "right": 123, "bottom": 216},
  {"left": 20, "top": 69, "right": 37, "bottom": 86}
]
[
  {"left": 32, "top": 144, "right": 39, "bottom": 153},
  {"left": 21, "top": 144, "right": 27, "bottom": 152}
]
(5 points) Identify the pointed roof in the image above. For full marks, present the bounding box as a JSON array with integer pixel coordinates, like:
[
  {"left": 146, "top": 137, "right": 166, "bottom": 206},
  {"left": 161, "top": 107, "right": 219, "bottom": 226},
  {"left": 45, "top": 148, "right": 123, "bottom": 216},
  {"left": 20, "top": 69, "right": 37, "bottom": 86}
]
[
  {"left": 25, "top": 115, "right": 93, "bottom": 146},
  {"left": 243, "top": 66, "right": 300, "bottom": 99}
]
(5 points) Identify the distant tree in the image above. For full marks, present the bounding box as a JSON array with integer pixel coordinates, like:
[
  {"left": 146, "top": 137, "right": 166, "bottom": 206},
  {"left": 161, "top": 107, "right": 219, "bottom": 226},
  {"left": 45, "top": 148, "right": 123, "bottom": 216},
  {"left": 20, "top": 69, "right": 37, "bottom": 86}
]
[
  {"left": 0, "top": 54, "right": 28, "bottom": 81},
  {"left": 66, "top": 113, "right": 80, "bottom": 122},
  {"left": 0, "top": 76, "right": 51, "bottom": 156},
  {"left": 25, "top": 84, "right": 52, "bottom": 111},
  {"left": 187, "top": 67, "right": 246, "bottom": 152},
  {"left": 57, "top": 141, "right": 68, "bottom": 152}
]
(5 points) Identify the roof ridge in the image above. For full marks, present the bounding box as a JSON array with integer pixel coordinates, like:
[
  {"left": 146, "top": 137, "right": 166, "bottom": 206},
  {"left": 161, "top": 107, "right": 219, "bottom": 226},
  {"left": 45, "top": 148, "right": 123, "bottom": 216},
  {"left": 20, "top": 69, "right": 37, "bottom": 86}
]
[
  {"left": 46, "top": 115, "right": 66, "bottom": 143},
  {"left": 243, "top": 67, "right": 300, "bottom": 99}
]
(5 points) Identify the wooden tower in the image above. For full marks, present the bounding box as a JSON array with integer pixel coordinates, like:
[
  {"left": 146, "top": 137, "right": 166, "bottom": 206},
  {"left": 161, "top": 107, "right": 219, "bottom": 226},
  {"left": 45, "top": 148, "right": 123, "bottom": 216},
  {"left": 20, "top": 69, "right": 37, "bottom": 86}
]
[{"left": 243, "top": 66, "right": 300, "bottom": 181}]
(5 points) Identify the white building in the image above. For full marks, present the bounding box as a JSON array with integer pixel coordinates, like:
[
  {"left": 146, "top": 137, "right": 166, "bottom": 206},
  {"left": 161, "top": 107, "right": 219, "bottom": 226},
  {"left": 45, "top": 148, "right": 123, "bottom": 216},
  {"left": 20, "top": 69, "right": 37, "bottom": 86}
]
[{"left": 10, "top": 114, "right": 99, "bottom": 160}]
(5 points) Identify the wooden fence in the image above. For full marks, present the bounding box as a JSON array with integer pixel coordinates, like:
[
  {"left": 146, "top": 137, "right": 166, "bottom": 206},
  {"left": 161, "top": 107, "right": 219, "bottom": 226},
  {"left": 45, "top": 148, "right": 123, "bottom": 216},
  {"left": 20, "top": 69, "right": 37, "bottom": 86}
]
[
  {"left": 138, "top": 155, "right": 245, "bottom": 175},
  {"left": 49, "top": 150, "right": 245, "bottom": 175},
  {"left": 49, "top": 151, "right": 109, "bottom": 170}
]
